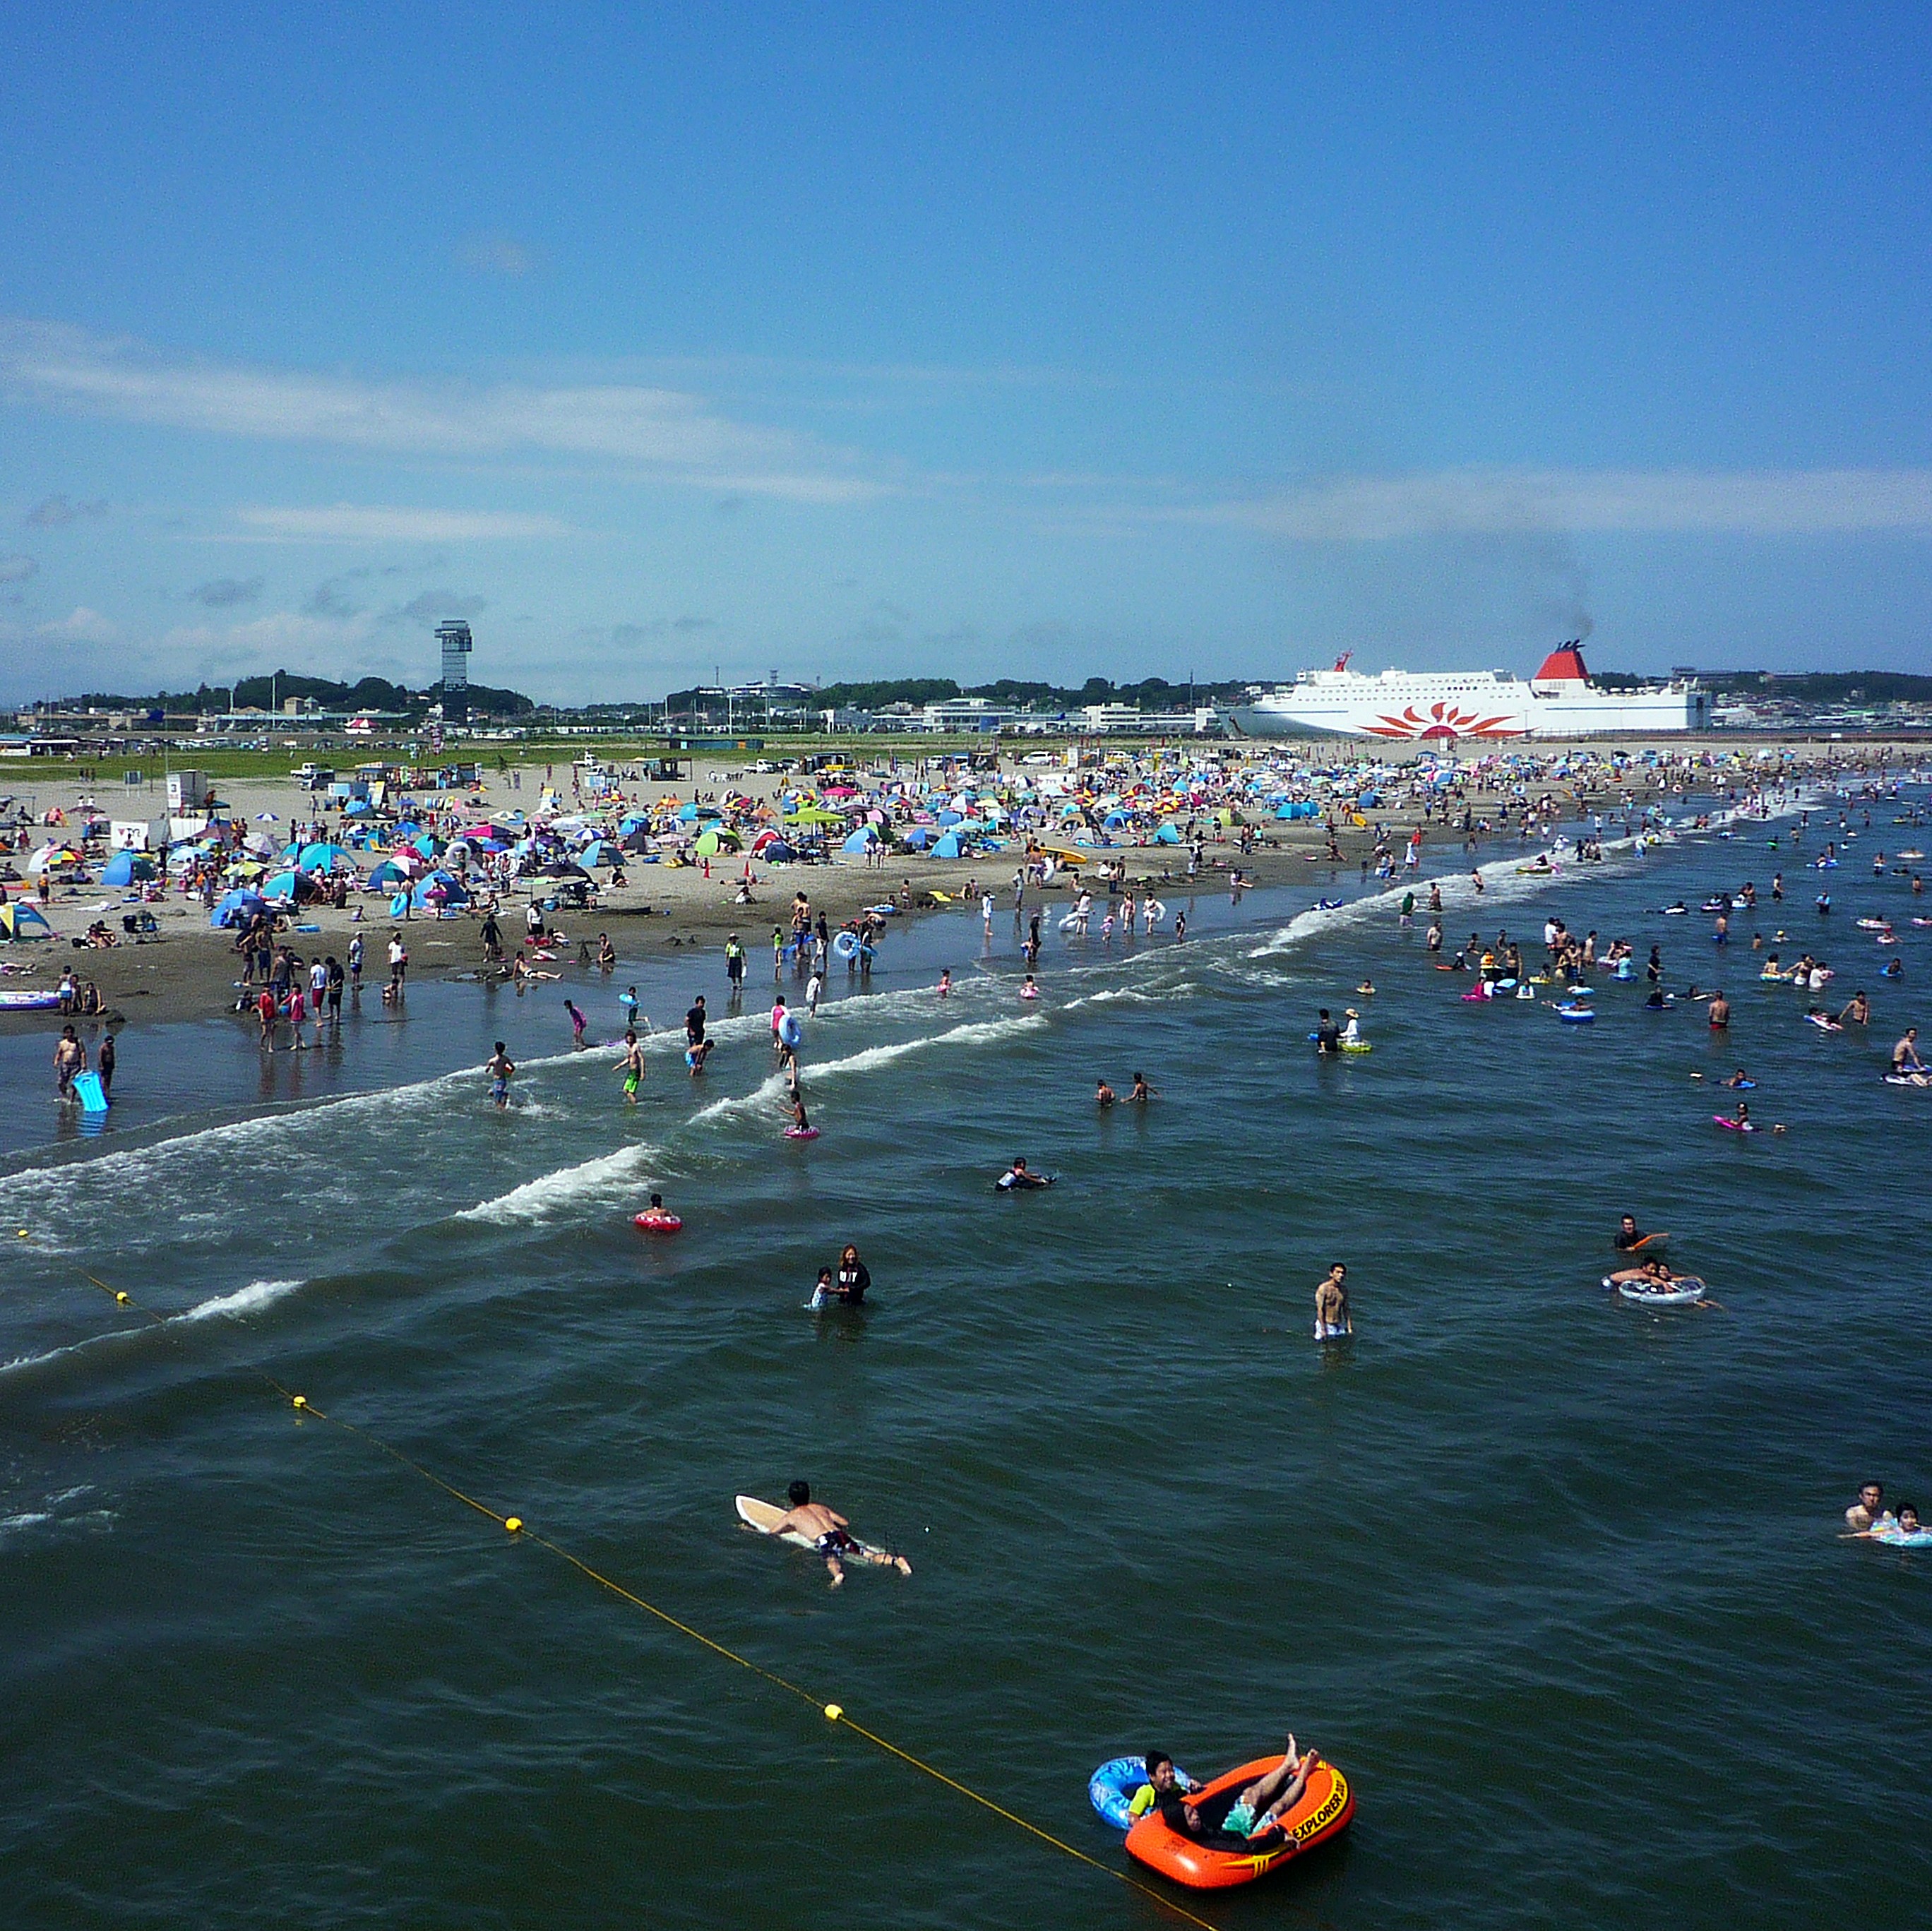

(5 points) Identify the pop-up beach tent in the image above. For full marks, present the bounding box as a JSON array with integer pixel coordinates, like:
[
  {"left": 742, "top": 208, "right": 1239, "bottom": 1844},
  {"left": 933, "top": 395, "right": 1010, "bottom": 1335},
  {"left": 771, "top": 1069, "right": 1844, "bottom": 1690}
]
[{"left": 0, "top": 902, "right": 54, "bottom": 940}]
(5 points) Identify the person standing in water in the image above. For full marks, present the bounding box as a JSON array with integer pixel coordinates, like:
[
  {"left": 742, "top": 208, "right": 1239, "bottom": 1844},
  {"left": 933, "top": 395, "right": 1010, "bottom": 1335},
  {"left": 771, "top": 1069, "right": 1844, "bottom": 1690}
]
[
  {"left": 617, "top": 1029, "right": 645, "bottom": 1104},
  {"left": 564, "top": 998, "right": 588, "bottom": 1048},
  {"left": 486, "top": 1041, "right": 515, "bottom": 1111},
  {"left": 1314, "top": 1264, "right": 1352, "bottom": 1341}
]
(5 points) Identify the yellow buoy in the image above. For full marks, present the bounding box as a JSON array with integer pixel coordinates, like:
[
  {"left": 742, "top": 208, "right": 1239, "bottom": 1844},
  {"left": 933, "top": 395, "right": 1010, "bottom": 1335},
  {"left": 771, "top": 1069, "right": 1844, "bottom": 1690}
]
[
  {"left": 291, "top": 1394, "right": 306, "bottom": 1409},
  {"left": 504, "top": 1517, "right": 523, "bottom": 1534},
  {"left": 115, "top": 1291, "right": 129, "bottom": 1303},
  {"left": 823, "top": 1703, "right": 842, "bottom": 1722}
]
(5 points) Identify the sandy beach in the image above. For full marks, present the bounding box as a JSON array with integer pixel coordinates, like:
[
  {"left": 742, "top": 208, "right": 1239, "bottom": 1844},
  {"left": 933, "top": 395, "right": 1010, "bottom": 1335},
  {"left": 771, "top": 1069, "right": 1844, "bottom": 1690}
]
[{"left": 0, "top": 739, "right": 1904, "bottom": 1034}]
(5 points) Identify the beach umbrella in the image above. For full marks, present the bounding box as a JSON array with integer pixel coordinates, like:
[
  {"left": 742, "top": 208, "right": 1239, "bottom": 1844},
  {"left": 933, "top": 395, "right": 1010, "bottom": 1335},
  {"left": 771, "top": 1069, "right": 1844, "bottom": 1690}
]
[
  {"left": 25, "top": 844, "right": 83, "bottom": 875},
  {"left": 541, "top": 860, "right": 591, "bottom": 880},
  {"left": 255, "top": 812, "right": 279, "bottom": 823}
]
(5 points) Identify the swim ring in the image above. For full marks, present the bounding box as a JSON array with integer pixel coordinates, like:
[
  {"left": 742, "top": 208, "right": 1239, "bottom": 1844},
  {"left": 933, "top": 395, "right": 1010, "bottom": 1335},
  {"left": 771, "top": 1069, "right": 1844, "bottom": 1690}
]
[
  {"left": 783, "top": 1125, "right": 820, "bottom": 1140},
  {"left": 1058, "top": 911, "right": 1085, "bottom": 933},
  {"left": 1087, "top": 1757, "right": 1196, "bottom": 1832},
  {"left": 1020, "top": 985, "right": 1039, "bottom": 1000},
  {"left": 1143, "top": 899, "right": 1167, "bottom": 926},
  {"left": 832, "top": 931, "right": 861, "bottom": 961},
  {"left": 1713, "top": 1115, "right": 1755, "bottom": 1132},
  {"left": 1606, "top": 1275, "right": 1706, "bottom": 1305},
  {"left": 1123, "top": 1755, "right": 1354, "bottom": 1891},
  {"left": 1340, "top": 1041, "right": 1373, "bottom": 1053},
  {"left": 633, "top": 1211, "right": 683, "bottom": 1233},
  {"left": 1556, "top": 1005, "right": 1595, "bottom": 1023},
  {"left": 777, "top": 1012, "right": 804, "bottom": 1048},
  {"left": 1869, "top": 1524, "right": 1932, "bottom": 1548}
]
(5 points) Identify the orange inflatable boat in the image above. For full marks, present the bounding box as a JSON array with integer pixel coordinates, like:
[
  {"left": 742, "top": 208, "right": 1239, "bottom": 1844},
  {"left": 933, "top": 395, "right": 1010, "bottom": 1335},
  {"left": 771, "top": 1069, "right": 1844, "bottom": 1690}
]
[{"left": 1123, "top": 1754, "right": 1354, "bottom": 1889}]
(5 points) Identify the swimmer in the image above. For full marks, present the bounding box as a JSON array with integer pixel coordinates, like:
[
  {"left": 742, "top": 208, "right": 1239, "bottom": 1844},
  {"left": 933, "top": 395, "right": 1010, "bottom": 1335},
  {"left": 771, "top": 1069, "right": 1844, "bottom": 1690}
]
[
  {"left": 1707, "top": 991, "right": 1729, "bottom": 1029},
  {"left": 1162, "top": 1737, "right": 1320, "bottom": 1847},
  {"left": 1845, "top": 1482, "right": 1894, "bottom": 1532},
  {"left": 998, "top": 1156, "right": 1054, "bottom": 1190},
  {"left": 564, "top": 997, "right": 588, "bottom": 1047},
  {"left": 1355, "top": 979, "right": 1376, "bottom": 996},
  {"left": 1892, "top": 1027, "right": 1926, "bottom": 1074},
  {"left": 486, "top": 1041, "right": 515, "bottom": 1111},
  {"left": 685, "top": 1036, "right": 715, "bottom": 1077},
  {"left": 1613, "top": 1214, "right": 1650, "bottom": 1251},
  {"left": 1838, "top": 991, "right": 1869, "bottom": 1026},
  {"left": 1340, "top": 1009, "right": 1363, "bottom": 1046},
  {"left": 1313, "top": 1264, "right": 1351, "bottom": 1340},
  {"left": 765, "top": 1480, "right": 911, "bottom": 1586},
  {"left": 789, "top": 1092, "right": 813, "bottom": 1135},
  {"left": 1096, "top": 1077, "right": 1117, "bottom": 1108},
  {"left": 1313, "top": 1009, "right": 1341, "bottom": 1055},
  {"left": 1883, "top": 957, "right": 1904, "bottom": 979},
  {"left": 616, "top": 1029, "right": 644, "bottom": 1103},
  {"left": 937, "top": 968, "right": 952, "bottom": 998},
  {"left": 1021, "top": 974, "right": 1039, "bottom": 1000},
  {"left": 1129, "top": 1070, "right": 1157, "bottom": 1102},
  {"left": 808, "top": 1266, "right": 836, "bottom": 1311},
  {"left": 806, "top": 969, "right": 823, "bottom": 1016},
  {"left": 1721, "top": 1069, "right": 1754, "bottom": 1088}
]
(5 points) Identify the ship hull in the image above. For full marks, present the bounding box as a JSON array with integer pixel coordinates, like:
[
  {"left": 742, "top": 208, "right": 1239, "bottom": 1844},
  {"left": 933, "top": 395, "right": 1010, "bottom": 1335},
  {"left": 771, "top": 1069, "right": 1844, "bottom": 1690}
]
[{"left": 1230, "top": 686, "right": 1706, "bottom": 741}]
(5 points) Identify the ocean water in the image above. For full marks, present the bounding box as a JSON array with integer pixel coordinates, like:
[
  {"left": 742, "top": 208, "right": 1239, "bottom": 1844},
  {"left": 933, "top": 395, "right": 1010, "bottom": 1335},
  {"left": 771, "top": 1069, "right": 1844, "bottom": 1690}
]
[{"left": 3, "top": 806, "right": 1929, "bottom": 1930}]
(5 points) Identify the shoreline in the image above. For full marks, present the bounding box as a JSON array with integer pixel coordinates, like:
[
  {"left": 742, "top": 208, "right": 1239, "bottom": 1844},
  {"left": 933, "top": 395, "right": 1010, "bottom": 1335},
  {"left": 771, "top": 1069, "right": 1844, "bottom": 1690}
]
[{"left": 1, "top": 742, "right": 1909, "bottom": 1036}]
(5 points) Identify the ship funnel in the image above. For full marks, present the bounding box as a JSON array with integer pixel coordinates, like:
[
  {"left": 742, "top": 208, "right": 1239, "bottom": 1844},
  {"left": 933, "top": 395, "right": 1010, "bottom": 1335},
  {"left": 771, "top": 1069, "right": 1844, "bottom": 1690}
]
[{"left": 1534, "top": 642, "right": 1590, "bottom": 682}]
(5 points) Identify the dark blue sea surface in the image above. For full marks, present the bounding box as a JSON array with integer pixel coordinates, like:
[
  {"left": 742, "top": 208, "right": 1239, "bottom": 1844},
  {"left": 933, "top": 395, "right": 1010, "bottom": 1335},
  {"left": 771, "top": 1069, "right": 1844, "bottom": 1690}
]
[{"left": 3, "top": 804, "right": 1928, "bottom": 1929}]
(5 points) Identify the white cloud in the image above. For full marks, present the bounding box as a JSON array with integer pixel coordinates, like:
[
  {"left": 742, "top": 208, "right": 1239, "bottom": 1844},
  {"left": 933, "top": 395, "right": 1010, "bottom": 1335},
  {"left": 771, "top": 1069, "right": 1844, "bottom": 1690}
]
[
  {"left": 0, "top": 320, "right": 883, "bottom": 503},
  {"left": 1180, "top": 467, "right": 1932, "bottom": 542},
  {"left": 39, "top": 605, "right": 119, "bottom": 644},
  {"left": 236, "top": 505, "right": 568, "bottom": 542}
]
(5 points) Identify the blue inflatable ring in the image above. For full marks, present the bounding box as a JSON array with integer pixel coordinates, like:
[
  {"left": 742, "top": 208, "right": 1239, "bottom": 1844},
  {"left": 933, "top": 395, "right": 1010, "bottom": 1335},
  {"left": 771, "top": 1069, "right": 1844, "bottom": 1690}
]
[
  {"left": 832, "top": 931, "right": 861, "bottom": 960},
  {"left": 1087, "top": 1755, "right": 1195, "bottom": 1831}
]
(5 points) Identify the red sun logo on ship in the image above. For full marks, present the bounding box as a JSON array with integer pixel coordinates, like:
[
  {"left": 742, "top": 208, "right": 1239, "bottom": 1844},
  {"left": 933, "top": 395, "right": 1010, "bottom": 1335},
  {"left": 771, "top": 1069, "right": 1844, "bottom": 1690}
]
[{"left": 1364, "top": 701, "right": 1525, "bottom": 741}]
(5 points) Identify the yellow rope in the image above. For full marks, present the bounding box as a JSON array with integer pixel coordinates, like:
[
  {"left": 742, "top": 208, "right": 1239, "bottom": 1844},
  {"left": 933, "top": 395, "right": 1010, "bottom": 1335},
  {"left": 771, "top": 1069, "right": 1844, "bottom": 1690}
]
[{"left": 72, "top": 1270, "right": 1232, "bottom": 1931}]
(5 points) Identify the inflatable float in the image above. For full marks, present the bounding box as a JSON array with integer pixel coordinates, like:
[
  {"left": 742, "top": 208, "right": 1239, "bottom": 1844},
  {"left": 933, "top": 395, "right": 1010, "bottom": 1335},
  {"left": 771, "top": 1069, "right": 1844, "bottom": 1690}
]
[
  {"left": 783, "top": 1125, "right": 820, "bottom": 1140},
  {"left": 1088, "top": 1757, "right": 1198, "bottom": 1832},
  {"left": 1606, "top": 1275, "right": 1707, "bottom": 1306},
  {"left": 1713, "top": 1115, "right": 1756, "bottom": 1132},
  {"left": 777, "top": 1012, "right": 804, "bottom": 1049},
  {"left": 1868, "top": 1524, "right": 1932, "bottom": 1548},
  {"left": 1617, "top": 1231, "right": 1670, "bottom": 1253},
  {"left": 832, "top": 931, "right": 862, "bottom": 961},
  {"left": 1883, "top": 1072, "right": 1932, "bottom": 1087},
  {"left": 1123, "top": 1754, "right": 1354, "bottom": 1890},
  {"left": 633, "top": 1209, "right": 683, "bottom": 1233},
  {"left": 0, "top": 990, "right": 61, "bottom": 1012},
  {"left": 1556, "top": 1005, "right": 1595, "bottom": 1023},
  {"left": 73, "top": 1070, "right": 109, "bottom": 1112}
]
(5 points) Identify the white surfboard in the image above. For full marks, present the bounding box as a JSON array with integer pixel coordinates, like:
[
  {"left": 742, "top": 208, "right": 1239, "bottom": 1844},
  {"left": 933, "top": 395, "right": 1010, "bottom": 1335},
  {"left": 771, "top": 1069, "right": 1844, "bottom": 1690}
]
[
  {"left": 736, "top": 1493, "right": 816, "bottom": 1549},
  {"left": 735, "top": 1494, "right": 892, "bottom": 1563}
]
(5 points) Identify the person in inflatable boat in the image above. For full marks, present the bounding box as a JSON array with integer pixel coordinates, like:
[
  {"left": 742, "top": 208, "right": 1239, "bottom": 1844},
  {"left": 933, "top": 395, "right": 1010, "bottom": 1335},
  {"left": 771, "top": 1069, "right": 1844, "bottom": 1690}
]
[{"left": 1162, "top": 1737, "right": 1320, "bottom": 1845}]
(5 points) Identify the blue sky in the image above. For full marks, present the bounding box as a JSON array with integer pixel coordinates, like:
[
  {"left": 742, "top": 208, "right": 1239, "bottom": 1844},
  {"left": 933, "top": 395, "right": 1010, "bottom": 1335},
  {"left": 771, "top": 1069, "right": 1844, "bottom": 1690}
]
[{"left": 2, "top": 4, "right": 1928, "bottom": 703}]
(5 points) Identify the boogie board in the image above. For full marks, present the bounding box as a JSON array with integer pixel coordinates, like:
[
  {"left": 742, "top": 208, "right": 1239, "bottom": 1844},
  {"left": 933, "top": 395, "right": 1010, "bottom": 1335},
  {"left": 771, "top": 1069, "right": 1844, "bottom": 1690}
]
[{"left": 73, "top": 1070, "right": 109, "bottom": 1112}]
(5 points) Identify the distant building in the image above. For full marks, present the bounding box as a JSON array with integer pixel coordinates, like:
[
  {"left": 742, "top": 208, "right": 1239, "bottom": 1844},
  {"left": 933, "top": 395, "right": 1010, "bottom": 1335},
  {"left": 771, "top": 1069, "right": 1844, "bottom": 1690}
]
[
  {"left": 436, "top": 620, "right": 473, "bottom": 692},
  {"left": 919, "top": 697, "right": 1025, "bottom": 732}
]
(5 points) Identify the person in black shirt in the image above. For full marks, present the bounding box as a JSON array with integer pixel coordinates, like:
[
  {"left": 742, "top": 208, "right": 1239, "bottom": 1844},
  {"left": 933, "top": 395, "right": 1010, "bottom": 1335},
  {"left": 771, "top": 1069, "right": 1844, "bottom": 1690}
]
[
  {"left": 834, "top": 1245, "right": 870, "bottom": 1305},
  {"left": 1614, "top": 1214, "right": 1646, "bottom": 1252},
  {"left": 1313, "top": 1010, "right": 1341, "bottom": 1055},
  {"left": 685, "top": 995, "right": 707, "bottom": 1046}
]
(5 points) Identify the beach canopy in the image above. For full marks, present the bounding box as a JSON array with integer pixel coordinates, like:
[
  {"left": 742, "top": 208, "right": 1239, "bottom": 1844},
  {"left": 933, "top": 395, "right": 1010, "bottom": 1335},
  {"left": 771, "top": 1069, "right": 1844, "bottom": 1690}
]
[
  {"left": 932, "top": 830, "right": 967, "bottom": 859},
  {"left": 102, "top": 850, "right": 157, "bottom": 887},
  {"left": 411, "top": 868, "right": 470, "bottom": 909},
  {"left": 840, "top": 828, "right": 879, "bottom": 855},
  {"left": 261, "top": 870, "right": 302, "bottom": 902},
  {"left": 25, "top": 844, "right": 83, "bottom": 875},
  {"left": 210, "top": 889, "right": 267, "bottom": 928},
  {"left": 692, "top": 826, "right": 741, "bottom": 856},
  {"left": 1154, "top": 823, "right": 1182, "bottom": 844},
  {"left": 297, "top": 842, "right": 352, "bottom": 873},
  {"left": 0, "top": 902, "right": 54, "bottom": 940}
]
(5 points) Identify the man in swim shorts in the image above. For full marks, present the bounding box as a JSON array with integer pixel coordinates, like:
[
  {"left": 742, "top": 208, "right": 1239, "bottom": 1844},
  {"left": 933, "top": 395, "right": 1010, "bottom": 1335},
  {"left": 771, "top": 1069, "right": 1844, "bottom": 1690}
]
[
  {"left": 1707, "top": 991, "right": 1729, "bottom": 1029},
  {"left": 1096, "top": 1077, "right": 1117, "bottom": 1107},
  {"left": 766, "top": 1481, "right": 912, "bottom": 1586},
  {"left": 1313, "top": 1265, "right": 1350, "bottom": 1339},
  {"left": 1128, "top": 1752, "right": 1198, "bottom": 1820},
  {"left": 617, "top": 1029, "right": 644, "bottom": 1103},
  {"left": 1892, "top": 1027, "right": 1924, "bottom": 1072},
  {"left": 486, "top": 1042, "right": 515, "bottom": 1111},
  {"left": 1162, "top": 1738, "right": 1320, "bottom": 1846}
]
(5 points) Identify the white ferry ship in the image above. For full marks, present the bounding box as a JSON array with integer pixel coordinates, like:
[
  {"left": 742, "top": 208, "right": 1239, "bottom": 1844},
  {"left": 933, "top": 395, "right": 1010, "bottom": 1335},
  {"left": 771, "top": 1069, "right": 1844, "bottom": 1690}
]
[{"left": 1227, "top": 645, "right": 1709, "bottom": 741}]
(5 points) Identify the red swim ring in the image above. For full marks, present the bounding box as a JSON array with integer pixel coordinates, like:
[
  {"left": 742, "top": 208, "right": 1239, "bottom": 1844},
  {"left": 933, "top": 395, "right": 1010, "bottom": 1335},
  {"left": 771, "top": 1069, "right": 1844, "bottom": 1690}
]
[
  {"left": 1123, "top": 1756, "right": 1354, "bottom": 1890},
  {"left": 633, "top": 1211, "right": 683, "bottom": 1233}
]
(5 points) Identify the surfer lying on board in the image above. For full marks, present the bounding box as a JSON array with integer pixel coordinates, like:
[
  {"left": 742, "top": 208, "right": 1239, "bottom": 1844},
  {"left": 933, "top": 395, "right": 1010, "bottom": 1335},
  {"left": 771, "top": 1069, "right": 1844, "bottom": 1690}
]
[
  {"left": 768, "top": 1481, "right": 912, "bottom": 1585},
  {"left": 1163, "top": 1738, "right": 1320, "bottom": 1846}
]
